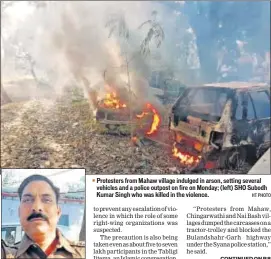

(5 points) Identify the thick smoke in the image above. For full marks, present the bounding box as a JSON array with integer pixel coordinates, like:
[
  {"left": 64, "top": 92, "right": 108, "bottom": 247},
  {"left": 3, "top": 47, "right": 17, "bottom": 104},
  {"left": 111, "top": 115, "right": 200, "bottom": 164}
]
[
  {"left": 4, "top": 1, "right": 186, "bottom": 109},
  {"left": 3, "top": 1, "right": 268, "bottom": 105}
]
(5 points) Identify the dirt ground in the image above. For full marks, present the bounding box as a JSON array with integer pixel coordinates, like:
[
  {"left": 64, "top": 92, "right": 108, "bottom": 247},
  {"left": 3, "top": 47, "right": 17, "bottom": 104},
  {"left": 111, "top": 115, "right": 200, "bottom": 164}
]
[{"left": 1, "top": 96, "right": 251, "bottom": 174}]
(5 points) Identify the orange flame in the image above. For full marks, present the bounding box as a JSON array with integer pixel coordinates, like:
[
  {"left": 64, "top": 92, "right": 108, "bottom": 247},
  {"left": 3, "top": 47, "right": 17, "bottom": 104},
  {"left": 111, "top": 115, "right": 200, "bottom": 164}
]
[
  {"left": 102, "top": 92, "right": 127, "bottom": 109},
  {"left": 172, "top": 142, "right": 201, "bottom": 166},
  {"left": 136, "top": 103, "right": 161, "bottom": 135},
  {"left": 100, "top": 92, "right": 161, "bottom": 136},
  {"left": 146, "top": 112, "right": 160, "bottom": 135}
]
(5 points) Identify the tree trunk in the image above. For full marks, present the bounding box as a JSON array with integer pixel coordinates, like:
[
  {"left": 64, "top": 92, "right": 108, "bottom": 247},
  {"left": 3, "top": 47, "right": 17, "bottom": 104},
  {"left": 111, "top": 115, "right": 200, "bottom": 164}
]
[{"left": 1, "top": 84, "right": 12, "bottom": 105}]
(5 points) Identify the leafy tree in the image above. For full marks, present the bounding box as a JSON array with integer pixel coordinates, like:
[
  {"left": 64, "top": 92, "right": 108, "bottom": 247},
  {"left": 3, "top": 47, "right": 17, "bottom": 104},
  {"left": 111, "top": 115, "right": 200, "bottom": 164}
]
[
  {"left": 105, "top": 10, "right": 165, "bottom": 138},
  {"left": 1, "top": 0, "right": 50, "bottom": 104},
  {"left": 1, "top": 1, "right": 16, "bottom": 104},
  {"left": 105, "top": 12, "right": 130, "bottom": 40},
  {"left": 15, "top": 45, "right": 39, "bottom": 84},
  {"left": 138, "top": 11, "right": 165, "bottom": 56}
]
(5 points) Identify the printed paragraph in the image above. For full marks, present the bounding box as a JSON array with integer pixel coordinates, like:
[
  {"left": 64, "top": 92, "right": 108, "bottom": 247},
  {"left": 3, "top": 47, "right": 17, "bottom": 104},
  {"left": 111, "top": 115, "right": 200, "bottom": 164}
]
[
  {"left": 92, "top": 206, "right": 179, "bottom": 258},
  {"left": 93, "top": 206, "right": 178, "bottom": 233},
  {"left": 94, "top": 177, "right": 270, "bottom": 199},
  {"left": 93, "top": 234, "right": 178, "bottom": 259},
  {"left": 186, "top": 205, "right": 271, "bottom": 255},
  {"left": 87, "top": 175, "right": 271, "bottom": 259}
]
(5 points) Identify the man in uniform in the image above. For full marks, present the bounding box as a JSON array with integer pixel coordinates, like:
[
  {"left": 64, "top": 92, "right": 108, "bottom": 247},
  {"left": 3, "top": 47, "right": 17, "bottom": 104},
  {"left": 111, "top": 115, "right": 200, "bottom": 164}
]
[{"left": 1, "top": 174, "right": 85, "bottom": 258}]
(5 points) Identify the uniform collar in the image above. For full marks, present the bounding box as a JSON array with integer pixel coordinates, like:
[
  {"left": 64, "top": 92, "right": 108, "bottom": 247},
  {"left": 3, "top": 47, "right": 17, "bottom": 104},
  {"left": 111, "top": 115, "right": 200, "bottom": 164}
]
[
  {"left": 16, "top": 233, "right": 33, "bottom": 258},
  {"left": 16, "top": 228, "right": 77, "bottom": 258}
]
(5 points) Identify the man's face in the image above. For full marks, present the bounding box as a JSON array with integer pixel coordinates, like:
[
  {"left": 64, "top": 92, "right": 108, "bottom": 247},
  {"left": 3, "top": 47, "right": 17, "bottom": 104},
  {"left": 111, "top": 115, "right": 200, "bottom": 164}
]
[{"left": 19, "top": 181, "right": 61, "bottom": 241}]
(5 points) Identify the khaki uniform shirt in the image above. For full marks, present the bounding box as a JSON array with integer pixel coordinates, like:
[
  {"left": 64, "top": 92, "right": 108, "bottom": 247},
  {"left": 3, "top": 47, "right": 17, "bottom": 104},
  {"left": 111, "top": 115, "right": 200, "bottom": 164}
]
[{"left": 1, "top": 229, "right": 85, "bottom": 259}]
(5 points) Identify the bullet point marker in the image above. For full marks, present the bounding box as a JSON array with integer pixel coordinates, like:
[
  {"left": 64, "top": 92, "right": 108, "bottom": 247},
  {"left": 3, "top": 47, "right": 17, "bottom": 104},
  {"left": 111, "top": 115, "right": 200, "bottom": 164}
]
[{"left": 92, "top": 179, "right": 95, "bottom": 182}]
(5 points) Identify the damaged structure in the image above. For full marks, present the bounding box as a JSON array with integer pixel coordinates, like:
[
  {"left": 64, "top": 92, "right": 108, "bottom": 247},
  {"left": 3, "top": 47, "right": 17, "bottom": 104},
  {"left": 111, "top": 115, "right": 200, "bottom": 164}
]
[{"left": 170, "top": 82, "right": 270, "bottom": 171}]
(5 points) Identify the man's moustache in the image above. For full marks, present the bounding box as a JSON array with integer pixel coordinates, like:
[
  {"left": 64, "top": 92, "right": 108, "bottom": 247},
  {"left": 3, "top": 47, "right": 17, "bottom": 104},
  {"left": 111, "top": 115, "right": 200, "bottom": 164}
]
[{"left": 27, "top": 212, "right": 49, "bottom": 222}]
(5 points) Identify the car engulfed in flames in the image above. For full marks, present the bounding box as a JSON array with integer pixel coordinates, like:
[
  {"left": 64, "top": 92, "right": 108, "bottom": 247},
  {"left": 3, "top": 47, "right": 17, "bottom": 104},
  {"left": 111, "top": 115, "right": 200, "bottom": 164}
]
[{"left": 93, "top": 90, "right": 162, "bottom": 137}]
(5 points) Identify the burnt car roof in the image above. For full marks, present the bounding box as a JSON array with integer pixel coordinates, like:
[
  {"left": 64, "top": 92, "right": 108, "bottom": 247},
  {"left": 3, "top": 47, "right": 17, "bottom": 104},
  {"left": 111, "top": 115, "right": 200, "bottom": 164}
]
[{"left": 202, "top": 81, "right": 269, "bottom": 90}]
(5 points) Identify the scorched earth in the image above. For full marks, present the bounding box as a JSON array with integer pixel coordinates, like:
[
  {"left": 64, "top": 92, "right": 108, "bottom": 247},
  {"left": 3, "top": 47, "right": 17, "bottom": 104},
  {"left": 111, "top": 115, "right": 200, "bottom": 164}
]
[{"left": 1, "top": 97, "right": 250, "bottom": 174}]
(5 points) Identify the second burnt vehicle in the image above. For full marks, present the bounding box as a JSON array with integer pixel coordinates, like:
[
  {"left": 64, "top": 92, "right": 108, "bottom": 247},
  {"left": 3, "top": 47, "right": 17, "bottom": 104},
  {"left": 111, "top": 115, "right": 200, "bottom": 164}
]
[{"left": 169, "top": 82, "right": 270, "bottom": 171}]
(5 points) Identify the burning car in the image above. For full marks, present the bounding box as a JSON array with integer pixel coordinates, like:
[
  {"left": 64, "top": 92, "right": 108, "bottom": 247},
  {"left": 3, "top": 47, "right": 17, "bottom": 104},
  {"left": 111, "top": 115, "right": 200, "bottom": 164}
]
[
  {"left": 169, "top": 82, "right": 270, "bottom": 171},
  {"left": 92, "top": 85, "right": 165, "bottom": 136},
  {"left": 93, "top": 91, "right": 130, "bottom": 129}
]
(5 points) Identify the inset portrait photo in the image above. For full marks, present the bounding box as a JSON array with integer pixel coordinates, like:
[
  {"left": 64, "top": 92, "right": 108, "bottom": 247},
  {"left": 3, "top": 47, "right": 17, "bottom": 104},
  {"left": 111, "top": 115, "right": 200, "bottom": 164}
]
[{"left": 1, "top": 168, "right": 86, "bottom": 259}]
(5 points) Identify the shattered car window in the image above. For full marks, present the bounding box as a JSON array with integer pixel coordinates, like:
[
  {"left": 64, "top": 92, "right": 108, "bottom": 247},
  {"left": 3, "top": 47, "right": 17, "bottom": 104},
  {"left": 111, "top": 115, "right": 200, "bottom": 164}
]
[
  {"left": 235, "top": 92, "right": 256, "bottom": 120},
  {"left": 178, "top": 88, "right": 197, "bottom": 106},
  {"left": 249, "top": 91, "right": 270, "bottom": 119},
  {"left": 178, "top": 88, "right": 230, "bottom": 122}
]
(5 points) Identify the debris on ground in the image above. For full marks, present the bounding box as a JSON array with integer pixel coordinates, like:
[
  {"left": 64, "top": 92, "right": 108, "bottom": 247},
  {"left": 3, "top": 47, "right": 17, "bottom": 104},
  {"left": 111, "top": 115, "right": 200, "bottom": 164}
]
[{"left": 1, "top": 97, "right": 251, "bottom": 174}]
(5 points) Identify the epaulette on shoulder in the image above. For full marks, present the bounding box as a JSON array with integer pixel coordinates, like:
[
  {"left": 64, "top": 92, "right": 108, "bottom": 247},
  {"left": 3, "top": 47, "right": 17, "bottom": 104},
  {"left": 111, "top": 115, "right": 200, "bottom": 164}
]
[{"left": 70, "top": 241, "right": 85, "bottom": 247}]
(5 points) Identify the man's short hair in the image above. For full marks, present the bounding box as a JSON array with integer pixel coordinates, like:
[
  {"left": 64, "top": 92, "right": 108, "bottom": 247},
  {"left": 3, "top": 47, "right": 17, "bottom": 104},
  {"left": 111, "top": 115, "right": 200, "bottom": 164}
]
[{"left": 18, "top": 174, "right": 60, "bottom": 203}]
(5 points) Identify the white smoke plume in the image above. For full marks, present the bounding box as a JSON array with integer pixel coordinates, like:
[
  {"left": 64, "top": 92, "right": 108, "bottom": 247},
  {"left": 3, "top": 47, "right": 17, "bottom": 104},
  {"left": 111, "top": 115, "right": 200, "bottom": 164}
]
[{"left": 2, "top": 1, "right": 196, "bottom": 109}]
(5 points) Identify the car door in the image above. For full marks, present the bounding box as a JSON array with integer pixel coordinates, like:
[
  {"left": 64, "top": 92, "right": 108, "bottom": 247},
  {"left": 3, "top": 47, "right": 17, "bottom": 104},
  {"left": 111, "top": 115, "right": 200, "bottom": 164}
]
[
  {"left": 247, "top": 89, "right": 270, "bottom": 145},
  {"left": 231, "top": 90, "right": 256, "bottom": 145}
]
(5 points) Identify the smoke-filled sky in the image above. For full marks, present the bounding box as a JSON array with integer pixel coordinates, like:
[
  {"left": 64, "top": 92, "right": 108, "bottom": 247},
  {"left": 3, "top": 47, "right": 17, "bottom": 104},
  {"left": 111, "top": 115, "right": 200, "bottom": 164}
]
[
  {"left": 1, "top": 1, "right": 270, "bottom": 94},
  {"left": 2, "top": 2, "right": 195, "bottom": 75}
]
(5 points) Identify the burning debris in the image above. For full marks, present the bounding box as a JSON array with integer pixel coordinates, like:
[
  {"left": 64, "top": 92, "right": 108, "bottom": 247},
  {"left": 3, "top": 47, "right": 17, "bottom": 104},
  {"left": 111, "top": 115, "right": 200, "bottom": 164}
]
[
  {"left": 172, "top": 142, "right": 201, "bottom": 167},
  {"left": 137, "top": 103, "right": 161, "bottom": 136}
]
